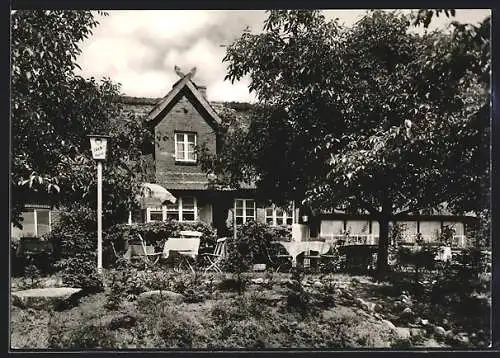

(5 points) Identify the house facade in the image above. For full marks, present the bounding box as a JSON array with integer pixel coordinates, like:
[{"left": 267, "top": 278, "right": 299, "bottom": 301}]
[
  {"left": 12, "top": 69, "right": 477, "bottom": 249},
  {"left": 127, "top": 70, "right": 476, "bottom": 249}
]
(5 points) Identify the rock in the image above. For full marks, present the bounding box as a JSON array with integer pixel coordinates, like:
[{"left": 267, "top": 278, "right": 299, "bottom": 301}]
[
  {"left": 395, "top": 327, "right": 411, "bottom": 340},
  {"left": 252, "top": 264, "right": 266, "bottom": 272},
  {"left": 138, "top": 290, "right": 184, "bottom": 304},
  {"left": 410, "top": 328, "right": 425, "bottom": 337},
  {"left": 382, "top": 319, "right": 396, "bottom": 330},
  {"left": 255, "top": 292, "right": 285, "bottom": 304},
  {"left": 400, "top": 294, "right": 410, "bottom": 302},
  {"left": 453, "top": 334, "right": 470, "bottom": 345},
  {"left": 341, "top": 290, "right": 354, "bottom": 300},
  {"left": 313, "top": 281, "right": 323, "bottom": 288},
  {"left": 402, "top": 307, "right": 413, "bottom": 316},
  {"left": 366, "top": 302, "right": 376, "bottom": 312},
  {"left": 374, "top": 303, "right": 383, "bottom": 312},
  {"left": 420, "top": 319, "right": 430, "bottom": 326},
  {"left": 433, "top": 326, "right": 446, "bottom": 337},
  {"left": 12, "top": 287, "right": 82, "bottom": 310},
  {"left": 108, "top": 314, "right": 137, "bottom": 330},
  {"left": 251, "top": 278, "right": 264, "bottom": 284},
  {"left": 354, "top": 297, "right": 367, "bottom": 309},
  {"left": 445, "top": 330, "right": 455, "bottom": 340}
]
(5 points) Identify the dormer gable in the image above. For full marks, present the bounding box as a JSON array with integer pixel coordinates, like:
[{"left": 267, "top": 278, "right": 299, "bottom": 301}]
[{"left": 145, "top": 67, "right": 222, "bottom": 130}]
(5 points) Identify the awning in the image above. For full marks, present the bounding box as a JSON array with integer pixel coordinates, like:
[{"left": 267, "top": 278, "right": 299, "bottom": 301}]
[{"left": 136, "top": 183, "right": 176, "bottom": 209}]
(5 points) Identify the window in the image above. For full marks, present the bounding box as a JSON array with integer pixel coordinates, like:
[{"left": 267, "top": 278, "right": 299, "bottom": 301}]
[
  {"left": 11, "top": 209, "right": 52, "bottom": 239},
  {"left": 265, "top": 204, "right": 294, "bottom": 226},
  {"left": 146, "top": 207, "right": 165, "bottom": 222},
  {"left": 175, "top": 132, "right": 196, "bottom": 162},
  {"left": 235, "top": 199, "right": 255, "bottom": 225},
  {"left": 147, "top": 197, "right": 197, "bottom": 223}
]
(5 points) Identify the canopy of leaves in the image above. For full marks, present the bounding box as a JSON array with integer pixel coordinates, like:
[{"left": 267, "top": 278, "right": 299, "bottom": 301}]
[
  {"left": 207, "top": 10, "right": 489, "bottom": 217},
  {"left": 11, "top": 10, "right": 152, "bottom": 228}
]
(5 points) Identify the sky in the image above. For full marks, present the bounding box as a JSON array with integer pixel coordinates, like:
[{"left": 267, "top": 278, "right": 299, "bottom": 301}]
[{"left": 75, "top": 9, "right": 490, "bottom": 103}]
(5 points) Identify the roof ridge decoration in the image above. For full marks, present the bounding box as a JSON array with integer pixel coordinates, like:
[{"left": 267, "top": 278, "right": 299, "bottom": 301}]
[{"left": 145, "top": 66, "right": 222, "bottom": 127}]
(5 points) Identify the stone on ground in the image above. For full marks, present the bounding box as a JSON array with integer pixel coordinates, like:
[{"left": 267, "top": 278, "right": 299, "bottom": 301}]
[
  {"left": 138, "top": 290, "right": 184, "bottom": 304},
  {"left": 12, "top": 287, "right": 82, "bottom": 310}
]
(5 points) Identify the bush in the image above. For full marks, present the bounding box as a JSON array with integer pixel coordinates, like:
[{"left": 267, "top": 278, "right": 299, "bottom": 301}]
[
  {"left": 62, "top": 323, "right": 117, "bottom": 349},
  {"left": 56, "top": 255, "right": 104, "bottom": 294},
  {"left": 223, "top": 221, "right": 291, "bottom": 273}
]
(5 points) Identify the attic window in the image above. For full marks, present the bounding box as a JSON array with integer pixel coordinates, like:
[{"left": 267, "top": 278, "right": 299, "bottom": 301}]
[{"left": 175, "top": 132, "right": 197, "bottom": 162}]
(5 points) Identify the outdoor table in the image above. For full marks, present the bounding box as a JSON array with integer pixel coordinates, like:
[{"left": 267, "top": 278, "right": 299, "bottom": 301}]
[
  {"left": 271, "top": 240, "right": 331, "bottom": 267},
  {"left": 162, "top": 238, "right": 200, "bottom": 273}
]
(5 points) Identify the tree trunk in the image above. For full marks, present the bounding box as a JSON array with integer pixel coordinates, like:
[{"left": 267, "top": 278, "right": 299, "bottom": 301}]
[
  {"left": 376, "top": 198, "right": 392, "bottom": 277},
  {"left": 376, "top": 215, "right": 390, "bottom": 277}
]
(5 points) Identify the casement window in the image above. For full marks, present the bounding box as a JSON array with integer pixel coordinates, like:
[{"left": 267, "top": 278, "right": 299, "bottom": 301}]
[
  {"left": 11, "top": 209, "right": 52, "bottom": 238},
  {"left": 147, "top": 197, "right": 197, "bottom": 223},
  {"left": 265, "top": 204, "right": 294, "bottom": 226},
  {"left": 175, "top": 132, "right": 197, "bottom": 162},
  {"left": 235, "top": 199, "right": 256, "bottom": 225},
  {"left": 146, "top": 207, "right": 164, "bottom": 222}
]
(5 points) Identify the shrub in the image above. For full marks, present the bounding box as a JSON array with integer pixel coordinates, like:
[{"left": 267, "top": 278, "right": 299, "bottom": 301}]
[
  {"left": 56, "top": 255, "right": 104, "bottom": 294},
  {"left": 64, "top": 323, "right": 117, "bottom": 349},
  {"left": 223, "top": 221, "right": 291, "bottom": 272}
]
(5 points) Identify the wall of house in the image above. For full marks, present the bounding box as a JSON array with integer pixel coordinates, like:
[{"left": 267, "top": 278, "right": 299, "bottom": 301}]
[
  {"left": 319, "top": 217, "right": 470, "bottom": 246},
  {"left": 154, "top": 90, "right": 217, "bottom": 190}
]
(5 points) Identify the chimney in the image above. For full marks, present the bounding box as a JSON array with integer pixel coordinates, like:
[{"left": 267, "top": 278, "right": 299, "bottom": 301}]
[{"left": 196, "top": 84, "right": 207, "bottom": 99}]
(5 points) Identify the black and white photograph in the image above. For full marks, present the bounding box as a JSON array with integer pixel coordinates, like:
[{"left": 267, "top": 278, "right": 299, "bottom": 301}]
[{"left": 10, "top": 8, "right": 492, "bottom": 350}]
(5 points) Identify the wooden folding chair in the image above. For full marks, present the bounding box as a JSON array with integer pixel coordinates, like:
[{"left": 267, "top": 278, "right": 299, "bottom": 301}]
[
  {"left": 200, "top": 237, "right": 228, "bottom": 274},
  {"left": 118, "top": 233, "right": 162, "bottom": 270},
  {"left": 269, "top": 241, "right": 293, "bottom": 273}
]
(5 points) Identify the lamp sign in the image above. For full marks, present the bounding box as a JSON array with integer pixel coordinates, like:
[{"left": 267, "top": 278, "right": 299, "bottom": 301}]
[
  {"left": 89, "top": 136, "right": 108, "bottom": 160},
  {"left": 87, "top": 134, "right": 110, "bottom": 274}
]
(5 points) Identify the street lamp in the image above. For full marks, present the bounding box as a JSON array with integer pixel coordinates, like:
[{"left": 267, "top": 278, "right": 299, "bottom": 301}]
[{"left": 88, "top": 134, "right": 110, "bottom": 274}]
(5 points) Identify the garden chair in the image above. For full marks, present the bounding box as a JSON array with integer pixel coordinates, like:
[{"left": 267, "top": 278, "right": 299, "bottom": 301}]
[
  {"left": 162, "top": 237, "right": 201, "bottom": 273},
  {"left": 200, "top": 237, "right": 228, "bottom": 274},
  {"left": 269, "top": 241, "right": 293, "bottom": 273},
  {"left": 113, "top": 233, "right": 162, "bottom": 270}
]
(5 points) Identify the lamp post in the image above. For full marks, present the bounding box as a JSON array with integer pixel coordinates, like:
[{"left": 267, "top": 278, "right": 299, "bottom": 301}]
[{"left": 88, "top": 134, "right": 110, "bottom": 274}]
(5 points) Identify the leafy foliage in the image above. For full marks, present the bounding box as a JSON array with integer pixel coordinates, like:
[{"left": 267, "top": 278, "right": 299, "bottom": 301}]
[
  {"left": 11, "top": 10, "right": 152, "bottom": 228},
  {"left": 208, "top": 10, "right": 490, "bottom": 274},
  {"left": 56, "top": 255, "right": 104, "bottom": 293},
  {"left": 222, "top": 221, "right": 291, "bottom": 272}
]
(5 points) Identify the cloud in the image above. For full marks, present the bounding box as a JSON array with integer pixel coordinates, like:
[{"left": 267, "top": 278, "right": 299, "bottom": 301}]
[{"left": 76, "top": 9, "right": 490, "bottom": 103}]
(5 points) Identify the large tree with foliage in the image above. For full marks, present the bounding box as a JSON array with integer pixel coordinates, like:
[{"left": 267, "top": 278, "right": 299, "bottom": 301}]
[
  {"left": 202, "top": 10, "right": 490, "bottom": 274},
  {"left": 11, "top": 10, "right": 151, "bottom": 229}
]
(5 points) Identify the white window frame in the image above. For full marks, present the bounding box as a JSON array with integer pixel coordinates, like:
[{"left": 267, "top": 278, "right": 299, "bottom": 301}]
[
  {"left": 14, "top": 209, "right": 52, "bottom": 237},
  {"left": 147, "top": 197, "right": 198, "bottom": 223},
  {"left": 235, "top": 199, "right": 256, "bottom": 224},
  {"left": 265, "top": 204, "right": 294, "bottom": 226},
  {"left": 174, "top": 132, "right": 197, "bottom": 163},
  {"left": 146, "top": 207, "right": 166, "bottom": 222}
]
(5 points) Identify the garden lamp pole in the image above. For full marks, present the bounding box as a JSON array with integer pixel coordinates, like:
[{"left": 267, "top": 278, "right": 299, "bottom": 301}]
[{"left": 88, "top": 134, "right": 110, "bottom": 274}]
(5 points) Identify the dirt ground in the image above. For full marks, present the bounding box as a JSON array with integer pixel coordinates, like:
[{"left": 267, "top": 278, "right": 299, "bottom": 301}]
[{"left": 10, "top": 271, "right": 489, "bottom": 349}]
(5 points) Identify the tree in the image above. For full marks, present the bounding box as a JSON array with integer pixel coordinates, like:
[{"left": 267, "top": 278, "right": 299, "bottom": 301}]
[
  {"left": 204, "top": 10, "right": 490, "bottom": 275},
  {"left": 11, "top": 10, "right": 151, "bottom": 229}
]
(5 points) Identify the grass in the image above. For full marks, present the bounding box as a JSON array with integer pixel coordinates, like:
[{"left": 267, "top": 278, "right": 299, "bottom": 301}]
[{"left": 10, "top": 269, "right": 490, "bottom": 350}]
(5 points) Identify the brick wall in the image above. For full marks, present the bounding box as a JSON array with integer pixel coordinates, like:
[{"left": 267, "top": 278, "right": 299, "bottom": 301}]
[{"left": 154, "top": 90, "right": 217, "bottom": 189}]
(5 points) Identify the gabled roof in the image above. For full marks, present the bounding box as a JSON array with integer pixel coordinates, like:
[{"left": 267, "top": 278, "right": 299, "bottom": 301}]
[{"left": 145, "top": 73, "right": 222, "bottom": 127}]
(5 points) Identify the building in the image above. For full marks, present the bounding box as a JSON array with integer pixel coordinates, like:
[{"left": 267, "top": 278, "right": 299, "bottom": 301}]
[{"left": 12, "top": 69, "right": 477, "bottom": 249}]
